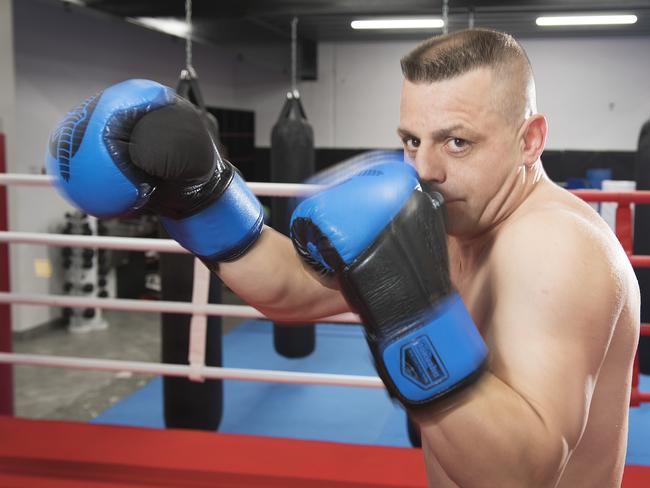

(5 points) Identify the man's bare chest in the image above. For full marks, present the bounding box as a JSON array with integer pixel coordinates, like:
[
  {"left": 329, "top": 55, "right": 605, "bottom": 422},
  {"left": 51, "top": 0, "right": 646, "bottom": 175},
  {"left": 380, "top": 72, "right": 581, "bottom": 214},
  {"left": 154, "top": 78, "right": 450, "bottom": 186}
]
[{"left": 448, "top": 255, "right": 494, "bottom": 333}]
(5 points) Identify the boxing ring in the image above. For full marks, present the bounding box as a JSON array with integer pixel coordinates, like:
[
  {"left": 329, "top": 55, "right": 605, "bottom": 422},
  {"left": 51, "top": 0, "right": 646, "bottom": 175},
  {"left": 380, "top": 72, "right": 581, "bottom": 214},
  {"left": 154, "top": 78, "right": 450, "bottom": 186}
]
[{"left": 1, "top": 148, "right": 650, "bottom": 485}]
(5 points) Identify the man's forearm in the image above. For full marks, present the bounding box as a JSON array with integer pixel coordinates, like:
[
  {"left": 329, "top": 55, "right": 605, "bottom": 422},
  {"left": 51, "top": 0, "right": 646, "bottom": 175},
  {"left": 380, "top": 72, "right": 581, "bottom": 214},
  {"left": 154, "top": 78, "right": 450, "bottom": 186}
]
[
  {"left": 216, "top": 226, "right": 349, "bottom": 322},
  {"left": 414, "top": 373, "right": 570, "bottom": 488}
]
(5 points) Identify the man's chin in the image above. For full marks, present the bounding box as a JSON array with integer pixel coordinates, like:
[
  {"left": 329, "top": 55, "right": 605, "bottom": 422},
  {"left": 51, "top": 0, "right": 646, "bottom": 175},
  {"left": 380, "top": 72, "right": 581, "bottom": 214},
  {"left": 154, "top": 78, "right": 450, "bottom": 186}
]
[
  {"left": 444, "top": 216, "right": 476, "bottom": 239},
  {"left": 444, "top": 222, "right": 463, "bottom": 237}
]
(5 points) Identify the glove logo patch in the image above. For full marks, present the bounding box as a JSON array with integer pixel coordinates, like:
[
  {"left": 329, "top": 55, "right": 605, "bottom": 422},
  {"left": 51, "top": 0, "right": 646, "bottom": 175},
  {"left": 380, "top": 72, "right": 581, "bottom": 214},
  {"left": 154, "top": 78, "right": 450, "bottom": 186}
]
[
  {"left": 400, "top": 335, "right": 448, "bottom": 390},
  {"left": 48, "top": 93, "right": 100, "bottom": 182}
]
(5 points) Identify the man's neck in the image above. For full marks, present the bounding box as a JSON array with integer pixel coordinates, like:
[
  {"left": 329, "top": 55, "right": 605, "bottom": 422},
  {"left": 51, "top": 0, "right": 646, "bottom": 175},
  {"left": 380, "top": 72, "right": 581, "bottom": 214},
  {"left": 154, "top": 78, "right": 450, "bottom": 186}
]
[{"left": 451, "top": 161, "right": 547, "bottom": 264}]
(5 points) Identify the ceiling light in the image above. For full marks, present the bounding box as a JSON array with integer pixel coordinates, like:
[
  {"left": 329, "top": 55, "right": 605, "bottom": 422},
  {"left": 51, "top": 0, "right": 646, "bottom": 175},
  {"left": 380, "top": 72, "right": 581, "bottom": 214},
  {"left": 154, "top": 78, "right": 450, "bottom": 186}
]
[
  {"left": 129, "top": 17, "right": 191, "bottom": 38},
  {"left": 536, "top": 14, "right": 638, "bottom": 26},
  {"left": 351, "top": 18, "right": 444, "bottom": 30}
]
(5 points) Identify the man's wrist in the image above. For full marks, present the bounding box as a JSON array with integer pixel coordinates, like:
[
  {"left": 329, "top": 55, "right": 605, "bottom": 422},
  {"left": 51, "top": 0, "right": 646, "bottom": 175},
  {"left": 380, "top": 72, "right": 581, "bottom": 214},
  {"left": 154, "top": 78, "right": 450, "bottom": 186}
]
[{"left": 160, "top": 169, "right": 264, "bottom": 262}]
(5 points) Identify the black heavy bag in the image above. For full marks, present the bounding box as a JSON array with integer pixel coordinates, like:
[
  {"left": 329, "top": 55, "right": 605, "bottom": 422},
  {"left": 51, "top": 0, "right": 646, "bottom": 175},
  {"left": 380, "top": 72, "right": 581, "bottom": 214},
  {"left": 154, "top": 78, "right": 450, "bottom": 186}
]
[
  {"left": 407, "top": 415, "right": 422, "bottom": 448},
  {"left": 158, "top": 72, "right": 224, "bottom": 430},
  {"left": 634, "top": 119, "right": 650, "bottom": 373},
  {"left": 160, "top": 242, "right": 223, "bottom": 430},
  {"left": 271, "top": 95, "right": 316, "bottom": 357},
  {"left": 177, "top": 72, "right": 226, "bottom": 156}
]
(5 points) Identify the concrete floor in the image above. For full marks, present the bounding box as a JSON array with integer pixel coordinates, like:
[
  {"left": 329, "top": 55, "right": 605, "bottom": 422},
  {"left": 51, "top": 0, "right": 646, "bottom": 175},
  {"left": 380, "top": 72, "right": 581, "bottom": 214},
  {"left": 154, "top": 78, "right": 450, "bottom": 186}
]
[{"left": 12, "top": 289, "right": 243, "bottom": 421}]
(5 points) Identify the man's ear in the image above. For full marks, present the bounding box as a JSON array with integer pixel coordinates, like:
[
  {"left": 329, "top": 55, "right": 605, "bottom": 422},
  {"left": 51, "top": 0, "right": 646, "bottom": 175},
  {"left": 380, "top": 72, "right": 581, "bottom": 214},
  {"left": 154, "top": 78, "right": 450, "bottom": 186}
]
[{"left": 519, "top": 114, "right": 547, "bottom": 167}]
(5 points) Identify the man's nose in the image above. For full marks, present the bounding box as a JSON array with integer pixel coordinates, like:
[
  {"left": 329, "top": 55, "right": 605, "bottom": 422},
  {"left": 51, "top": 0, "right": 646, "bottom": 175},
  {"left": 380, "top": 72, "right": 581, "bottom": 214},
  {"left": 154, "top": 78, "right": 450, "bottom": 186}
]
[{"left": 414, "top": 148, "right": 446, "bottom": 184}]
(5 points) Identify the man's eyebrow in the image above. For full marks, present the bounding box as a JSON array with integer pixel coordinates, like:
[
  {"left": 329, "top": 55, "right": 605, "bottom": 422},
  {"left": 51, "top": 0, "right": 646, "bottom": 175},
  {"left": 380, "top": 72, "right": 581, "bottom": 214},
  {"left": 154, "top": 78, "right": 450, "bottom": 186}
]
[
  {"left": 396, "top": 127, "right": 415, "bottom": 139},
  {"left": 430, "top": 124, "right": 471, "bottom": 140},
  {"left": 397, "top": 124, "right": 479, "bottom": 141}
]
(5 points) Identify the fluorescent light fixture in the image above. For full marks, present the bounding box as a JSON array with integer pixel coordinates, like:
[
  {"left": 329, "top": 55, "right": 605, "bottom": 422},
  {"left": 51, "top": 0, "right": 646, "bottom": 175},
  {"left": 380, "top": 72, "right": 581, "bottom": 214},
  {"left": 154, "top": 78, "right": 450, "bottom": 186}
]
[
  {"left": 130, "top": 17, "right": 191, "bottom": 38},
  {"left": 536, "top": 14, "right": 638, "bottom": 26},
  {"left": 351, "top": 18, "right": 444, "bottom": 30}
]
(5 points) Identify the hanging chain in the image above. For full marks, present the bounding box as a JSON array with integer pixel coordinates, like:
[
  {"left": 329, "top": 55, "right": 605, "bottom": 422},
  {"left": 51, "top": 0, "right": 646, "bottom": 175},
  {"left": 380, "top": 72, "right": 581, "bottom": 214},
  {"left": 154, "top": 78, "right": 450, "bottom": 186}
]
[
  {"left": 185, "top": 0, "right": 196, "bottom": 77},
  {"left": 291, "top": 17, "right": 298, "bottom": 97},
  {"left": 442, "top": 0, "right": 449, "bottom": 35}
]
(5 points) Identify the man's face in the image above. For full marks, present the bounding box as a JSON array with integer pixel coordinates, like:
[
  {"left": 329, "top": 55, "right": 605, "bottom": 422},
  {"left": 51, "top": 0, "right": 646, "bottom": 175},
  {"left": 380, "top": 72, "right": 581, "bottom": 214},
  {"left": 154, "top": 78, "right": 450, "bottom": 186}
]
[{"left": 398, "top": 68, "right": 523, "bottom": 238}]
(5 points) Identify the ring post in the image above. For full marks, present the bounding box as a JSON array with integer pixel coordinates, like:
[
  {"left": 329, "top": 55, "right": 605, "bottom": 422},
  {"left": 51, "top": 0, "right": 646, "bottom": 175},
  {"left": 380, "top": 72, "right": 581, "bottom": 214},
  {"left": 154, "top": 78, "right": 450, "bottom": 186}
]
[{"left": 0, "top": 131, "right": 14, "bottom": 415}]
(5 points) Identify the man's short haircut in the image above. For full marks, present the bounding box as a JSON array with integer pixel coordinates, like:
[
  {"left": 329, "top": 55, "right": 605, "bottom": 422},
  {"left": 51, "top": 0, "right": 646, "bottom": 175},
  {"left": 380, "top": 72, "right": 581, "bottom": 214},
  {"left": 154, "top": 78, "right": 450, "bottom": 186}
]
[{"left": 401, "top": 28, "right": 536, "bottom": 125}]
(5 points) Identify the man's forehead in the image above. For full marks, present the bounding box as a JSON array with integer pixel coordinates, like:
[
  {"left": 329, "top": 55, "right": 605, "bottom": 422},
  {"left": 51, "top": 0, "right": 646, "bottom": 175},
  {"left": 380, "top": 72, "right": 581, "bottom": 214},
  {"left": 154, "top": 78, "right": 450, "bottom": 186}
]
[
  {"left": 401, "top": 68, "right": 518, "bottom": 127},
  {"left": 401, "top": 71, "right": 496, "bottom": 119}
]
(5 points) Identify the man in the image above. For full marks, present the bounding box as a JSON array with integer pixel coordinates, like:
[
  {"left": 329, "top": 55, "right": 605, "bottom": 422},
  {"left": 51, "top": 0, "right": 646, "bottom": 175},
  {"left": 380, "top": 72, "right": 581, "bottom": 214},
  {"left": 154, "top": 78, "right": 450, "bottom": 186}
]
[
  {"left": 47, "top": 29, "right": 639, "bottom": 488},
  {"left": 393, "top": 29, "right": 639, "bottom": 487}
]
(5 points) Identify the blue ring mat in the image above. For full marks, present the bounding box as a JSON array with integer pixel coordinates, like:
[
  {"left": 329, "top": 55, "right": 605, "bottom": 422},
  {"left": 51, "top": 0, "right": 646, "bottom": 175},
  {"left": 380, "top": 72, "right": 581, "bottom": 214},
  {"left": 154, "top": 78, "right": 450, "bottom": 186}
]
[{"left": 91, "top": 320, "right": 650, "bottom": 464}]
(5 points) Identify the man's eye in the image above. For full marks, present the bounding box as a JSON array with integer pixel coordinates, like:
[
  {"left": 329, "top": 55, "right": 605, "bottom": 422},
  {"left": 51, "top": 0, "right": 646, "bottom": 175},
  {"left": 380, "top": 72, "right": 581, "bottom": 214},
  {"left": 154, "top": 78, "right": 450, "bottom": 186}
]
[
  {"left": 403, "top": 137, "right": 420, "bottom": 151},
  {"left": 446, "top": 137, "right": 470, "bottom": 153}
]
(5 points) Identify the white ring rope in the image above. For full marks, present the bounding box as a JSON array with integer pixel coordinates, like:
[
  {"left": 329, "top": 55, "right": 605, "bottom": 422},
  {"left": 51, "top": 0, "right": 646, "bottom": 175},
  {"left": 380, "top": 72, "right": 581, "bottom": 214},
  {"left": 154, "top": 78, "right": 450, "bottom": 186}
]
[
  {"left": 0, "top": 170, "right": 368, "bottom": 387},
  {"left": 0, "top": 174, "right": 323, "bottom": 198},
  {"left": 0, "top": 231, "right": 185, "bottom": 252},
  {"left": 0, "top": 174, "right": 51, "bottom": 186},
  {"left": 0, "top": 291, "right": 361, "bottom": 324},
  {"left": 0, "top": 352, "right": 384, "bottom": 389}
]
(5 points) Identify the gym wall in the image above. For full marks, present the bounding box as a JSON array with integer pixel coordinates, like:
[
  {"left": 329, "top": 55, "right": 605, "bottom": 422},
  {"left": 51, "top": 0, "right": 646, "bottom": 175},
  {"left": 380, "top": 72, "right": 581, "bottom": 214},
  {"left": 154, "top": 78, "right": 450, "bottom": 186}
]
[{"left": 9, "top": 0, "right": 244, "bottom": 332}]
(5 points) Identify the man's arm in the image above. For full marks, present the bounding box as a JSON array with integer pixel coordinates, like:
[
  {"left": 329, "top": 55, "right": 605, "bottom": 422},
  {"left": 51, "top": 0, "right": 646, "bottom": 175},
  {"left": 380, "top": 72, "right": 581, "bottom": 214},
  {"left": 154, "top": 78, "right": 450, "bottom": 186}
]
[
  {"left": 218, "top": 225, "right": 350, "bottom": 323},
  {"left": 45, "top": 80, "right": 348, "bottom": 324},
  {"left": 414, "top": 212, "right": 624, "bottom": 487}
]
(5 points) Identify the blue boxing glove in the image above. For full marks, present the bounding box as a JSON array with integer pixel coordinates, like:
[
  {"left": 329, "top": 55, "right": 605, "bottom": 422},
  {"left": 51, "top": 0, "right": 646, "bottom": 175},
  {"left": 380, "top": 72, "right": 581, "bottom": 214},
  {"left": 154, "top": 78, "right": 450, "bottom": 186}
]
[
  {"left": 45, "top": 79, "right": 263, "bottom": 262},
  {"left": 290, "top": 161, "right": 488, "bottom": 406}
]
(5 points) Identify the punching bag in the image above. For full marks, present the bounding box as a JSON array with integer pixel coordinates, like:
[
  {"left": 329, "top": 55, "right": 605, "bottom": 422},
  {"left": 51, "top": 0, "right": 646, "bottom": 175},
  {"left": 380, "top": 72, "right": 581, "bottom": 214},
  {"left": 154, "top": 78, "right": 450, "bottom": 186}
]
[
  {"left": 271, "top": 93, "right": 316, "bottom": 357},
  {"left": 160, "top": 247, "right": 223, "bottom": 430},
  {"left": 158, "top": 70, "right": 224, "bottom": 430},
  {"left": 634, "top": 119, "right": 650, "bottom": 373},
  {"left": 407, "top": 415, "right": 422, "bottom": 448}
]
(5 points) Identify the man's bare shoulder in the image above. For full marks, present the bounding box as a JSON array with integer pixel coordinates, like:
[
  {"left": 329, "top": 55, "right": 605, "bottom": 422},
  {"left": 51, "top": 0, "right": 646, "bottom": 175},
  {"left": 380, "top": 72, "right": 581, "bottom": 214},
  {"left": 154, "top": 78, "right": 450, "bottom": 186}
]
[
  {"left": 488, "top": 186, "right": 635, "bottom": 322},
  {"left": 493, "top": 186, "right": 630, "bottom": 278}
]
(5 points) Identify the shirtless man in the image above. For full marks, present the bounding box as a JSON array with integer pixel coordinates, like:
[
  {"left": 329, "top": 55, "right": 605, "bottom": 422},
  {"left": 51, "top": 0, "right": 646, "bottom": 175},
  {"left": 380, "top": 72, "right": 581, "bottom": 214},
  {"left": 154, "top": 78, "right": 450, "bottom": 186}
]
[
  {"left": 395, "top": 29, "right": 640, "bottom": 487},
  {"left": 47, "top": 28, "right": 639, "bottom": 488}
]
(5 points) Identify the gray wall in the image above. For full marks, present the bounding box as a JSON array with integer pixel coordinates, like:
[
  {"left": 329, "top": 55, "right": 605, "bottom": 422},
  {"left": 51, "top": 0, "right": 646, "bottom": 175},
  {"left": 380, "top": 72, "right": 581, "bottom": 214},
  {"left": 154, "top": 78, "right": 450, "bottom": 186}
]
[{"left": 9, "top": 0, "right": 251, "bottom": 332}]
